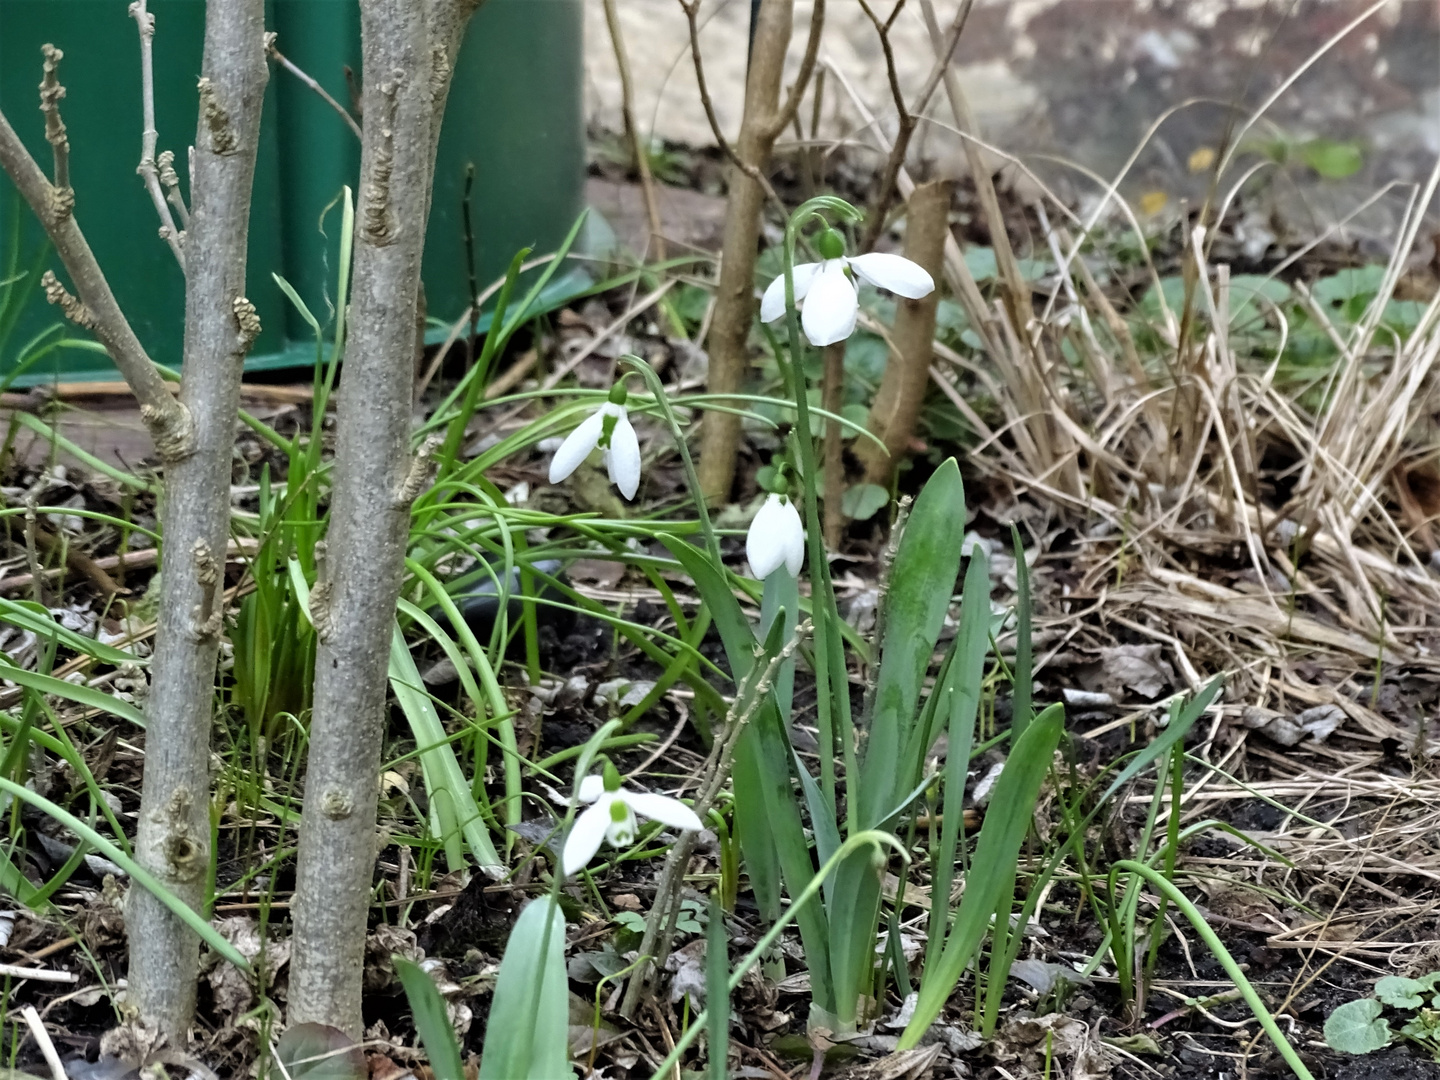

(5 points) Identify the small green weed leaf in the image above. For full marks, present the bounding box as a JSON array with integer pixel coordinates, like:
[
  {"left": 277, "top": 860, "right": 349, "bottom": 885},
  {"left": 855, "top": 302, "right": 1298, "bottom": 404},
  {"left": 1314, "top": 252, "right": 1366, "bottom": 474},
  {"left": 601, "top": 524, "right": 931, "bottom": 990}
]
[
  {"left": 842, "top": 483, "right": 889, "bottom": 522},
  {"left": 480, "top": 896, "right": 572, "bottom": 1080},
  {"left": 844, "top": 332, "right": 890, "bottom": 383},
  {"left": 1228, "top": 275, "right": 1293, "bottom": 333},
  {"left": 1325, "top": 998, "right": 1391, "bottom": 1055},
  {"left": 1299, "top": 138, "right": 1363, "bottom": 179},
  {"left": 1104, "top": 1033, "right": 1162, "bottom": 1055},
  {"left": 965, "top": 246, "right": 998, "bottom": 282},
  {"left": 1313, "top": 265, "right": 1385, "bottom": 306},
  {"left": 1015, "top": 257, "right": 1053, "bottom": 282},
  {"left": 1139, "top": 275, "right": 1187, "bottom": 324},
  {"left": 1375, "top": 973, "right": 1440, "bottom": 1008},
  {"left": 613, "top": 911, "right": 646, "bottom": 934},
  {"left": 1383, "top": 298, "right": 1425, "bottom": 338},
  {"left": 274, "top": 1023, "right": 366, "bottom": 1080}
]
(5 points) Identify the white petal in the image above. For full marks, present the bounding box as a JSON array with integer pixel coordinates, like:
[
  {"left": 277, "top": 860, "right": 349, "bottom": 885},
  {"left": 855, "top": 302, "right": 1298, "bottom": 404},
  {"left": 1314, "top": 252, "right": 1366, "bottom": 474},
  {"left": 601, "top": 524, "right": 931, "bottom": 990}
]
[
  {"left": 604, "top": 803, "right": 638, "bottom": 848},
  {"left": 746, "top": 494, "right": 790, "bottom": 579},
  {"left": 578, "top": 774, "right": 606, "bottom": 803},
  {"left": 625, "top": 791, "right": 704, "bottom": 833},
  {"left": 605, "top": 408, "right": 641, "bottom": 500},
  {"left": 759, "top": 262, "right": 822, "bottom": 323},
  {"left": 778, "top": 498, "right": 806, "bottom": 577},
  {"left": 801, "top": 260, "right": 859, "bottom": 346},
  {"left": 846, "top": 252, "right": 935, "bottom": 299},
  {"left": 562, "top": 800, "right": 612, "bottom": 875},
  {"left": 548, "top": 409, "right": 605, "bottom": 484}
]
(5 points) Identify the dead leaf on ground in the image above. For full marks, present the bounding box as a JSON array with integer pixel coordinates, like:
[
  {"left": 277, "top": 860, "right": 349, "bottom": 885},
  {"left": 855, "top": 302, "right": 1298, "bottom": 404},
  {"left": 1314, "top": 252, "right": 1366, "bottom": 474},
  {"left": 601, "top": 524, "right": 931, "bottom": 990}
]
[
  {"left": 995, "top": 1014, "right": 1118, "bottom": 1080},
  {"left": 1094, "top": 644, "right": 1174, "bottom": 699}
]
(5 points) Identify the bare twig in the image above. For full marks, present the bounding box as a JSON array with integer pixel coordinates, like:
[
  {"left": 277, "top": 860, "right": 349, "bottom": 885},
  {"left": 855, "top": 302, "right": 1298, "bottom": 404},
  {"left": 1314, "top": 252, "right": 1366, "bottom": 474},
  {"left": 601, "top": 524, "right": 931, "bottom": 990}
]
[
  {"left": 125, "top": 0, "right": 270, "bottom": 1041},
  {"left": 858, "top": 0, "right": 970, "bottom": 252},
  {"left": 857, "top": 179, "right": 951, "bottom": 483},
  {"left": 128, "top": 0, "right": 187, "bottom": 268},
  {"left": 602, "top": 0, "right": 664, "bottom": 260},
  {"left": 620, "top": 620, "right": 813, "bottom": 1017},
  {"left": 0, "top": 964, "right": 77, "bottom": 984},
  {"left": 0, "top": 96, "right": 191, "bottom": 457},
  {"left": 265, "top": 33, "right": 364, "bottom": 141},
  {"left": 677, "top": 0, "right": 781, "bottom": 210},
  {"left": 289, "top": 0, "right": 484, "bottom": 1037},
  {"left": 38, "top": 46, "right": 69, "bottom": 199}
]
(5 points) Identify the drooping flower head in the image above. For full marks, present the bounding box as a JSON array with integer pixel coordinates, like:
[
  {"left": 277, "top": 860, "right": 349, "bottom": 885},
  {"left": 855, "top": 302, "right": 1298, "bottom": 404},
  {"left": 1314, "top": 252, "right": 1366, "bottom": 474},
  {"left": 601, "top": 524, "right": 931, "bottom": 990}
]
[
  {"left": 746, "top": 466, "right": 805, "bottom": 580},
  {"left": 548, "top": 382, "right": 641, "bottom": 500},
  {"left": 562, "top": 759, "right": 703, "bottom": 876},
  {"left": 760, "top": 227, "right": 935, "bottom": 347}
]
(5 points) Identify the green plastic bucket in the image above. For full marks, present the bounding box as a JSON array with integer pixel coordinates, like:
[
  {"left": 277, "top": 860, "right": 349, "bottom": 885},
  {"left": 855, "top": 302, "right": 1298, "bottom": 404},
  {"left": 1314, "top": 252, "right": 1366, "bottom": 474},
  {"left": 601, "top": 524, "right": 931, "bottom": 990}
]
[{"left": 0, "top": 0, "right": 585, "bottom": 387}]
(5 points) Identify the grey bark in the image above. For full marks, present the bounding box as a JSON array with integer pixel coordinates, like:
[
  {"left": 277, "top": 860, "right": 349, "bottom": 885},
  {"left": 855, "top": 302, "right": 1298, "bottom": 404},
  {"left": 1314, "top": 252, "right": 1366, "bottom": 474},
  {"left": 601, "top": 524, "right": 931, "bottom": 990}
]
[
  {"left": 127, "top": 0, "right": 270, "bottom": 1042},
  {"left": 287, "top": 0, "right": 478, "bottom": 1036},
  {"left": 0, "top": 3, "right": 267, "bottom": 1044}
]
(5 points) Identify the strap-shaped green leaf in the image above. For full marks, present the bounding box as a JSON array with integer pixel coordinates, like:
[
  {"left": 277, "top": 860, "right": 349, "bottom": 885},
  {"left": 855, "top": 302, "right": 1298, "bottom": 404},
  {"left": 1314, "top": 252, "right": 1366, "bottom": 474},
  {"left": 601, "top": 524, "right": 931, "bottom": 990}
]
[{"left": 859, "top": 458, "right": 966, "bottom": 829}]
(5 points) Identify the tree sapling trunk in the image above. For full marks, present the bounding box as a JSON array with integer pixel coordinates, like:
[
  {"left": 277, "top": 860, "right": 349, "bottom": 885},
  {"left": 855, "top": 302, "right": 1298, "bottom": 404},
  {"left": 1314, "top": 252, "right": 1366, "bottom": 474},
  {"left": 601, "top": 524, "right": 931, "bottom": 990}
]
[
  {"left": 0, "top": 0, "right": 269, "bottom": 1042},
  {"left": 856, "top": 180, "right": 951, "bottom": 484},
  {"left": 692, "top": 0, "right": 823, "bottom": 503},
  {"left": 287, "top": 0, "right": 479, "bottom": 1036}
]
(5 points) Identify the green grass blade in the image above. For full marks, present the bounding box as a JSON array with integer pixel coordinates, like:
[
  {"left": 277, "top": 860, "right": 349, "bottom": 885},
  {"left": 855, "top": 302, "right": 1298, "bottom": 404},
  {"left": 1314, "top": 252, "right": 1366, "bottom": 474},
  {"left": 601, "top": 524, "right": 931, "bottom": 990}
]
[
  {"left": 0, "top": 657, "right": 147, "bottom": 728},
  {"left": 1010, "top": 524, "right": 1032, "bottom": 742},
  {"left": 395, "top": 955, "right": 466, "bottom": 1080},
  {"left": 899, "top": 703, "right": 1065, "bottom": 1048},
  {"left": 388, "top": 622, "right": 502, "bottom": 871},
  {"left": 0, "top": 598, "right": 138, "bottom": 666}
]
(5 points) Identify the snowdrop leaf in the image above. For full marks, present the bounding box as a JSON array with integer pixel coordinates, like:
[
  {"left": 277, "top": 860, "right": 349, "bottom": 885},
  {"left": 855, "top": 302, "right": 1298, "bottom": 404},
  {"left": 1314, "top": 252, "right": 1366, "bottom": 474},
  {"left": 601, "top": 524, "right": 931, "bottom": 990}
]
[
  {"left": 859, "top": 458, "right": 966, "bottom": 828},
  {"left": 394, "top": 962, "right": 464, "bottom": 1080},
  {"left": 480, "top": 898, "right": 571, "bottom": 1080}
]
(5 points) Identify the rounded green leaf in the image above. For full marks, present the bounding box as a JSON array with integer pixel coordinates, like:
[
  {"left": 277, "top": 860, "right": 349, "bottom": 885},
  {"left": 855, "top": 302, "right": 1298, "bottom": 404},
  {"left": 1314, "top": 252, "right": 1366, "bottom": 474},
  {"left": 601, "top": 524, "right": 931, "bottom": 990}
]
[
  {"left": 1324, "top": 998, "right": 1391, "bottom": 1054},
  {"left": 1375, "top": 976, "right": 1426, "bottom": 1009},
  {"left": 841, "top": 483, "right": 890, "bottom": 522}
]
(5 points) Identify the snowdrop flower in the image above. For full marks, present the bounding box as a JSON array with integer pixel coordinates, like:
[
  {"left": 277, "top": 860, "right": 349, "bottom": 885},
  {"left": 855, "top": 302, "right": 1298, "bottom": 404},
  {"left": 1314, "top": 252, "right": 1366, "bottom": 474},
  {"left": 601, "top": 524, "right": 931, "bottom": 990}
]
[
  {"left": 747, "top": 490, "right": 804, "bottom": 579},
  {"left": 759, "top": 228, "right": 935, "bottom": 347},
  {"left": 563, "top": 762, "right": 703, "bottom": 875},
  {"left": 548, "top": 383, "right": 641, "bottom": 500}
]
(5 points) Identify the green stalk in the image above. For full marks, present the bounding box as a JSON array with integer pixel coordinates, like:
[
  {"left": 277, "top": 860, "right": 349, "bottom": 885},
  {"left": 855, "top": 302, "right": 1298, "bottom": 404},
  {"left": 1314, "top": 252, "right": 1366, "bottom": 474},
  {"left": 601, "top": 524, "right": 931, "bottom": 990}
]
[
  {"left": 1109, "top": 861, "right": 1316, "bottom": 1080},
  {"left": 777, "top": 196, "right": 863, "bottom": 822},
  {"left": 647, "top": 830, "right": 907, "bottom": 1080}
]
